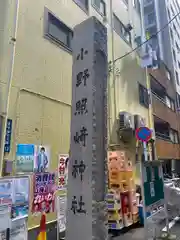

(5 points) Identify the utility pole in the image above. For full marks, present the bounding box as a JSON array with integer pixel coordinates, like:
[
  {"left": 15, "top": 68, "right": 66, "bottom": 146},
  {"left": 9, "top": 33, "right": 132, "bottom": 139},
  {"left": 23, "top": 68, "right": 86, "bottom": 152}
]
[{"left": 66, "top": 17, "right": 108, "bottom": 240}]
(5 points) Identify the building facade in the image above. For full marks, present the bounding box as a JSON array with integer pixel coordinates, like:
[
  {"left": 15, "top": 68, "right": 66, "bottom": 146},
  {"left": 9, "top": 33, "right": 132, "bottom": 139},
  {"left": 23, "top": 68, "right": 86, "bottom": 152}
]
[
  {"left": 143, "top": 0, "right": 180, "bottom": 175},
  {"left": 0, "top": 0, "right": 148, "bottom": 236},
  {"left": 166, "top": 0, "right": 180, "bottom": 103}
]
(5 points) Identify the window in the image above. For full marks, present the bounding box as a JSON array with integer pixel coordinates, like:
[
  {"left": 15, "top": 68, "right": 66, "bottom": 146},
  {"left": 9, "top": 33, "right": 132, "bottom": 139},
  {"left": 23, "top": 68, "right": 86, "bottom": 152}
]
[
  {"left": 92, "top": 0, "right": 106, "bottom": 16},
  {"left": 113, "top": 14, "right": 131, "bottom": 45},
  {"left": 138, "top": 83, "right": 149, "bottom": 108},
  {"left": 173, "top": 23, "right": 177, "bottom": 33},
  {"left": 165, "top": 96, "right": 175, "bottom": 111},
  {"left": 176, "top": 42, "right": 180, "bottom": 52},
  {"left": 176, "top": 93, "right": 180, "bottom": 109},
  {"left": 147, "top": 12, "right": 155, "bottom": 25},
  {"left": 171, "top": 99, "right": 175, "bottom": 111},
  {"left": 134, "top": 0, "right": 141, "bottom": 14},
  {"left": 73, "top": 0, "right": 89, "bottom": 12},
  {"left": 176, "top": 71, "right": 179, "bottom": 85},
  {"left": 165, "top": 66, "right": 171, "bottom": 80},
  {"left": 167, "top": 9, "right": 170, "bottom": 18},
  {"left": 171, "top": 5, "right": 175, "bottom": 16},
  {"left": 133, "top": 0, "right": 140, "bottom": 13},
  {"left": 45, "top": 11, "right": 73, "bottom": 50},
  {"left": 173, "top": 49, "right": 176, "bottom": 62},
  {"left": 170, "top": 129, "right": 179, "bottom": 143},
  {"left": 165, "top": 96, "right": 171, "bottom": 108},
  {"left": 170, "top": 28, "right": 174, "bottom": 41},
  {"left": 123, "top": 0, "right": 128, "bottom": 5}
]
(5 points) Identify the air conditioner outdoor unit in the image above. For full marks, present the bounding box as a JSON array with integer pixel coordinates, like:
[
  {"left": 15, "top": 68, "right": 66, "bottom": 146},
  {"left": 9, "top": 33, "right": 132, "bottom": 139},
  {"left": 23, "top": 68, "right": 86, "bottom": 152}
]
[
  {"left": 119, "top": 111, "right": 134, "bottom": 130},
  {"left": 134, "top": 114, "right": 146, "bottom": 130}
]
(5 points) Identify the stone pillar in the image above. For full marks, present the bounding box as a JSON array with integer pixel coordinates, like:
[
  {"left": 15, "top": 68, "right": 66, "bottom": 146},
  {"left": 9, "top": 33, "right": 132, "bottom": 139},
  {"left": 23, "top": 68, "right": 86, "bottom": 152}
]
[{"left": 66, "top": 17, "right": 108, "bottom": 240}]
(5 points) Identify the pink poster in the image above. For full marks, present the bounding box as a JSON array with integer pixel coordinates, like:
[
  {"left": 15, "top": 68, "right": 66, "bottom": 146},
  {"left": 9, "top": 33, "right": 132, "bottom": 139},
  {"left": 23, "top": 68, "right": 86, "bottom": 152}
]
[{"left": 32, "top": 172, "right": 56, "bottom": 214}]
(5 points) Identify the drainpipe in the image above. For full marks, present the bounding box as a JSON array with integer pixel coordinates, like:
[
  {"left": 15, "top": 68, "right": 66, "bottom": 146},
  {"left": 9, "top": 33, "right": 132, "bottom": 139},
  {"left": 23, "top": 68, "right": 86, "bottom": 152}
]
[
  {"left": 110, "top": 0, "right": 117, "bottom": 134},
  {"left": 0, "top": 0, "right": 19, "bottom": 175},
  {"left": 140, "top": 0, "right": 155, "bottom": 160}
]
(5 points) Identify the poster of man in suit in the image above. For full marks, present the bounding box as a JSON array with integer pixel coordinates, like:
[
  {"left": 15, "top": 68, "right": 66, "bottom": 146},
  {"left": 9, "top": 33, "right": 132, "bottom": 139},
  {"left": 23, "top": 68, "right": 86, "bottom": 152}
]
[{"left": 35, "top": 146, "right": 50, "bottom": 173}]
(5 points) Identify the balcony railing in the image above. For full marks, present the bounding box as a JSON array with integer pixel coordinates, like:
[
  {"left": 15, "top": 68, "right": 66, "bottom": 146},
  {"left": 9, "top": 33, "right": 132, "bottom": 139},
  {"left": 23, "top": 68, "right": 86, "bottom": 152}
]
[
  {"left": 155, "top": 132, "right": 170, "bottom": 141},
  {"left": 156, "top": 138, "right": 180, "bottom": 160}
]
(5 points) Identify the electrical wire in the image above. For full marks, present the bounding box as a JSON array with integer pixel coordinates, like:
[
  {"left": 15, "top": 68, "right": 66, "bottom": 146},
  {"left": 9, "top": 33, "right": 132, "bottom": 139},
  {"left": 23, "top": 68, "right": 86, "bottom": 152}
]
[{"left": 113, "top": 10, "right": 180, "bottom": 64}]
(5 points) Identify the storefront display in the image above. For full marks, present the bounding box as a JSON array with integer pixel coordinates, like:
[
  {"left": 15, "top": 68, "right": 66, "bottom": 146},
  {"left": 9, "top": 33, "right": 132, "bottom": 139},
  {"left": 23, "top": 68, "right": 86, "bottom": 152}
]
[{"left": 0, "top": 177, "right": 30, "bottom": 222}]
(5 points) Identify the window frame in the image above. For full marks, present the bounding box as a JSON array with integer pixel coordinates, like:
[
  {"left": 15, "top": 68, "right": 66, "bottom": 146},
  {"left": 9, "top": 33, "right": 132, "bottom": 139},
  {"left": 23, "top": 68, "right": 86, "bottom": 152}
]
[
  {"left": 173, "top": 48, "right": 176, "bottom": 62},
  {"left": 44, "top": 8, "right": 73, "bottom": 52},
  {"left": 113, "top": 14, "right": 131, "bottom": 46},
  {"left": 147, "top": 11, "right": 155, "bottom": 25},
  {"left": 170, "top": 129, "right": 179, "bottom": 144},
  {"left": 178, "top": 61, "right": 180, "bottom": 69},
  {"left": 170, "top": 28, "right": 174, "bottom": 41},
  {"left": 175, "top": 71, "right": 179, "bottom": 85},
  {"left": 92, "top": 0, "right": 106, "bottom": 16},
  {"left": 73, "top": 0, "right": 89, "bottom": 13},
  {"left": 165, "top": 95, "right": 175, "bottom": 111},
  {"left": 176, "top": 93, "right": 180, "bottom": 109},
  {"left": 138, "top": 83, "right": 149, "bottom": 108},
  {"left": 133, "top": 0, "right": 141, "bottom": 15},
  {"left": 165, "top": 68, "right": 171, "bottom": 81}
]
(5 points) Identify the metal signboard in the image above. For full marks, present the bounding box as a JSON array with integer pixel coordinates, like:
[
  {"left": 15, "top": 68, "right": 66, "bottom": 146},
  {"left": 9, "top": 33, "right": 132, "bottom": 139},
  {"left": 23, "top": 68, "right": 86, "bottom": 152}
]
[
  {"left": 4, "top": 119, "right": 12, "bottom": 153},
  {"left": 142, "top": 160, "right": 165, "bottom": 212}
]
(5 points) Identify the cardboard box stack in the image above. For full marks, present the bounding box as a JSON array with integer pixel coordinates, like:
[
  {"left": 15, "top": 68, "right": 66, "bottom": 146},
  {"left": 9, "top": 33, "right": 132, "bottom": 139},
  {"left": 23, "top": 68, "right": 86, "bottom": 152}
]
[
  {"left": 108, "top": 151, "right": 138, "bottom": 229},
  {"left": 107, "top": 189, "right": 123, "bottom": 230}
]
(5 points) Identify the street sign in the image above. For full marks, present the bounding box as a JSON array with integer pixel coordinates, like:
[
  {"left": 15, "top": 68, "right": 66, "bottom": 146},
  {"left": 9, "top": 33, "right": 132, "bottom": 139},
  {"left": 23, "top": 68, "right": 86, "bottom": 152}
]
[
  {"left": 136, "top": 127, "right": 152, "bottom": 142},
  {"left": 4, "top": 119, "right": 12, "bottom": 153}
]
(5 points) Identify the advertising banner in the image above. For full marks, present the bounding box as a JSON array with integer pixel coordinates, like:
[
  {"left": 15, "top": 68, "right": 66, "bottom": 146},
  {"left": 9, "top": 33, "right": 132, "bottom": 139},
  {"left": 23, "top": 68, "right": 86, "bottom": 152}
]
[
  {"left": 58, "top": 154, "right": 69, "bottom": 190},
  {"left": 16, "top": 144, "right": 50, "bottom": 173},
  {"left": 12, "top": 177, "right": 29, "bottom": 220},
  {"left": 16, "top": 144, "right": 35, "bottom": 172},
  {"left": 32, "top": 172, "right": 56, "bottom": 214},
  {"left": 57, "top": 196, "right": 67, "bottom": 233},
  {"left": 34, "top": 145, "right": 50, "bottom": 173},
  {"left": 0, "top": 180, "right": 13, "bottom": 206}
]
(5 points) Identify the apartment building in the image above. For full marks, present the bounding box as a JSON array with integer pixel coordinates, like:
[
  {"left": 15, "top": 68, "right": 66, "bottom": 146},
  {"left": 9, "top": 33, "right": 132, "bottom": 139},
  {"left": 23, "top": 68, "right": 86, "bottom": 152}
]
[
  {"left": 166, "top": 0, "right": 180, "bottom": 105},
  {"left": 143, "top": 0, "right": 180, "bottom": 175},
  {"left": 0, "top": 0, "right": 147, "bottom": 237}
]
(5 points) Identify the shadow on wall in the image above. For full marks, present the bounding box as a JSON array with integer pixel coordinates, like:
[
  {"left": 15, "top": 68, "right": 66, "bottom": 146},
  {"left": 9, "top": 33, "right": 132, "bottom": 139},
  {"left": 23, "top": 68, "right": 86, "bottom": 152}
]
[
  {"left": 109, "top": 55, "right": 145, "bottom": 145},
  {"left": 120, "top": 56, "right": 138, "bottom": 106},
  {"left": 120, "top": 55, "right": 145, "bottom": 107}
]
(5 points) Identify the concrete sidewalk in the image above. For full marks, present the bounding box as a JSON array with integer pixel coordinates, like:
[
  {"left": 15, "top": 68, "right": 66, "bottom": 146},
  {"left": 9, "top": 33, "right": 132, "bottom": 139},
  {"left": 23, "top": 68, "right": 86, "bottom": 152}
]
[{"left": 110, "top": 227, "right": 145, "bottom": 240}]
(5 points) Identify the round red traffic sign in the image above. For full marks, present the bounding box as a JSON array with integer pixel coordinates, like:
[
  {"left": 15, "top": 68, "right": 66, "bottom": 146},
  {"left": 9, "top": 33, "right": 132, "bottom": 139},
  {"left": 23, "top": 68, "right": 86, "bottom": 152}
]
[{"left": 136, "top": 127, "right": 152, "bottom": 142}]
